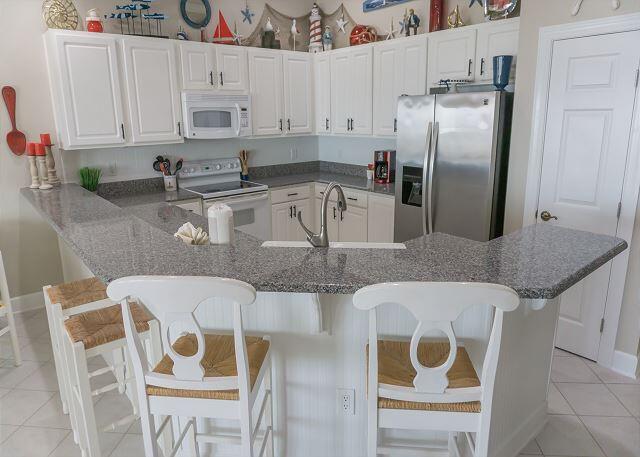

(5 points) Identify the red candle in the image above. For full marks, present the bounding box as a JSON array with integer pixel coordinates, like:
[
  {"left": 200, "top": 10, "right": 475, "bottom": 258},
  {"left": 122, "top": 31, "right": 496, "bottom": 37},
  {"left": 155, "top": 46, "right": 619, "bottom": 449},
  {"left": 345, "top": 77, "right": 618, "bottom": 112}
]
[
  {"left": 40, "top": 133, "right": 52, "bottom": 146},
  {"left": 27, "top": 142, "right": 37, "bottom": 156},
  {"left": 35, "top": 143, "right": 46, "bottom": 156}
]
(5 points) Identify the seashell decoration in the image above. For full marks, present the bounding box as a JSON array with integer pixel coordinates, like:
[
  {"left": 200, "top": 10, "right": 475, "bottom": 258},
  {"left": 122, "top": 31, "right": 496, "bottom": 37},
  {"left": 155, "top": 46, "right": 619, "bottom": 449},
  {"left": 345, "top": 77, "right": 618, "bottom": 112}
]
[
  {"left": 42, "top": 0, "right": 79, "bottom": 30},
  {"left": 174, "top": 222, "right": 210, "bottom": 246}
]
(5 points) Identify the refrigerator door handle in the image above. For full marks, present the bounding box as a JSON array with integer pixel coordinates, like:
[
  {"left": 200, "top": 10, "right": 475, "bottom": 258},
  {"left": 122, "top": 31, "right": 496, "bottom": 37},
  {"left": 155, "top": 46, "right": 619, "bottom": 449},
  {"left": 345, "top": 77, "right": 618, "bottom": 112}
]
[
  {"left": 427, "top": 122, "right": 439, "bottom": 235},
  {"left": 421, "top": 122, "right": 434, "bottom": 236}
]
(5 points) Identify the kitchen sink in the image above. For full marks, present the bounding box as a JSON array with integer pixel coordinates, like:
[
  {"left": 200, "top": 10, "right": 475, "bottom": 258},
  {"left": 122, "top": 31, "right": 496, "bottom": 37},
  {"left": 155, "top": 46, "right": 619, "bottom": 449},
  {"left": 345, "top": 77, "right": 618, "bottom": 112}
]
[{"left": 261, "top": 241, "right": 406, "bottom": 249}]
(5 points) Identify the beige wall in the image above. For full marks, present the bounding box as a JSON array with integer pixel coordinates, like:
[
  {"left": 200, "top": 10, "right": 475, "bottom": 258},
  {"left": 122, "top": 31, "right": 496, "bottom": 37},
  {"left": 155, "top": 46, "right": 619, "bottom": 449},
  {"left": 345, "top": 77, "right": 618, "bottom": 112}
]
[{"left": 506, "top": 0, "right": 640, "bottom": 358}]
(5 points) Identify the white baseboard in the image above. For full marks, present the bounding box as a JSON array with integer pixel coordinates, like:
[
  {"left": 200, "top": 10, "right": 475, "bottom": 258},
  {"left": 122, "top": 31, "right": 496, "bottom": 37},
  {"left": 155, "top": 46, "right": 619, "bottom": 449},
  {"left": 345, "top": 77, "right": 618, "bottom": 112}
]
[
  {"left": 11, "top": 291, "right": 45, "bottom": 314},
  {"left": 611, "top": 350, "right": 639, "bottom": 379}
]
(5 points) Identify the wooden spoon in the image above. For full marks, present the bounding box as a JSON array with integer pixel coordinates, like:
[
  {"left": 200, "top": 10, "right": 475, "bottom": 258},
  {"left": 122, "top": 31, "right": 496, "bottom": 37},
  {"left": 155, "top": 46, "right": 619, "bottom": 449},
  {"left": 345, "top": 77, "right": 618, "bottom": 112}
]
[{"left": 2, "top": 86, "right": 26, "bottom": 155}]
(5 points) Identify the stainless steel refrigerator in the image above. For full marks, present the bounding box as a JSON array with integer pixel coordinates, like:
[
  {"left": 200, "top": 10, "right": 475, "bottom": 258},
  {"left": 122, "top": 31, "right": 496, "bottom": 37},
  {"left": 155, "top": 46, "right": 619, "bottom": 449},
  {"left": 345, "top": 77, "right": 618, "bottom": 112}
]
[{"left": 394, "top": 91, "right": 513, "bottom": 242}]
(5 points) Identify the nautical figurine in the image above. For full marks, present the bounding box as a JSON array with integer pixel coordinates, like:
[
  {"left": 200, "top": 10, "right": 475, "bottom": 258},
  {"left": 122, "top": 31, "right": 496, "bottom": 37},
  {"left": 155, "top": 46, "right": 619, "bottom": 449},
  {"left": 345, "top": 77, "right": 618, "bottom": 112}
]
[
  {"left": 176, "top": 26, "right": 188, "bottom": 40},
  {"left": 336, "top": 13, "right": 349, "bottom": 33},
  {"left": 322, "top": 26, "right": 333, "bottom": 51},
  {"left": 265, "top": 16, "right": 274, "bottom": 32},
  {"left": 241, "top": 1, "right": 254, "bottom": 24},
  {"left": 309, "top": 3, "right": 322, "bottom": 53},
  {"left": 291, "top": 18, "right": 300, "bottom": 51},
  {"left": 406, "top": 8, "right": 420, "bottom": 36},
  {"left": 447, "top": 5, "right": 465, "bottom": 28}
]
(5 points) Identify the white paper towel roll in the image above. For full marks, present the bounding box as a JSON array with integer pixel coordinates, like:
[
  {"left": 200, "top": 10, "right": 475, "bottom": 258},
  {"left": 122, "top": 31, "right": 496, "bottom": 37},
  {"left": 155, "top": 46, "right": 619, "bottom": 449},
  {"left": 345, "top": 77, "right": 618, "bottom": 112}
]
[{"left": 208, "top": 203, "right": 235, "bottom": 245}]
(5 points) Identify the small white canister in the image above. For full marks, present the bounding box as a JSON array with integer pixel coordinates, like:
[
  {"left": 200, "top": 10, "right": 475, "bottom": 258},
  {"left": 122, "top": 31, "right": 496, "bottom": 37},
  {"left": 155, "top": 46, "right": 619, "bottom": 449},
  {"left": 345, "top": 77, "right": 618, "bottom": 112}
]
[{"left": 208, "top": 203, "right": 235, "bottom": 245}]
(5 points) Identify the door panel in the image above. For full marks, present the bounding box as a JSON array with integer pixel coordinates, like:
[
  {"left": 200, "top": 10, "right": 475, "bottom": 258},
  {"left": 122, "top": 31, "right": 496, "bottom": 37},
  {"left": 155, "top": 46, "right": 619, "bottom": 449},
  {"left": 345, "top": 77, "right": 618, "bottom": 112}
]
[
  {"left": 373, "top": 42, "right": 401, "bottom": 136},
  {"left": 350, "top": 47, "right": 373, "bottom": 134},
  {"left": 215, "top": 45, "right": 248, "bottom": 91},
  {"left": 283, "top": 54, "right": 313, "bottom": 134},
  {"left": 339, "top": 205, "right": 368, "bottom": 242},
  {"left": 537, "top": 31, "right": 640, "bottom": 360},
  {"left": 248, "top": 49, "right": 283, "bottom": 136},
  {"left": 289, "top": 199, "right": 312, "bottom": 241},
  {"left": 271, "top": 202, "right": 291, "bottom": 241},
  {"left": 179, "top": 42, "right": 214, "bottom": 90},
  {"left": 475, "top": 19, "right": 519, "bottom": 82},
  {"left": 401, "top": 35, "right": 428, "bottom": 96},
  {"left": 330, "top": 51, "right": 351, "bottom": 134},
  {"left": 314, "top": 54, "right": 331, "bottom": 133},
  {"left": 122, "top": 38, "right": 182, "bottom": 144},
  {"left": 55, "top": 34, "right": 126, "bottom": 148},
  {"left": 428, "top": 28, "right": 476, "bottom": 86}
]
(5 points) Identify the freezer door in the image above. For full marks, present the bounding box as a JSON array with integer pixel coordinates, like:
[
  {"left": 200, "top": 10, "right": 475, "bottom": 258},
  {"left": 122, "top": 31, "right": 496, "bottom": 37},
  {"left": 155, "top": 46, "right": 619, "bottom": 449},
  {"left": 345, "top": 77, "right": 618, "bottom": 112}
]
[
  {"left": 394, "top": 95, "right": 436, "bottom": 242},
  {"left": 430, "top": 92, "right": 501, "bottom": 241}
]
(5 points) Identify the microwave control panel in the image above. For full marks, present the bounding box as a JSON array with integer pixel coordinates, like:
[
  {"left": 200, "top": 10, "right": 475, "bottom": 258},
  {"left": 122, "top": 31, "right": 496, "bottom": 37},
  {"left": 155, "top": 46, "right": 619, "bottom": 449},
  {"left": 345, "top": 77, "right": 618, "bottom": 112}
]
[{"left": 240, "top": 108, "right": 249, "bottom": 128}]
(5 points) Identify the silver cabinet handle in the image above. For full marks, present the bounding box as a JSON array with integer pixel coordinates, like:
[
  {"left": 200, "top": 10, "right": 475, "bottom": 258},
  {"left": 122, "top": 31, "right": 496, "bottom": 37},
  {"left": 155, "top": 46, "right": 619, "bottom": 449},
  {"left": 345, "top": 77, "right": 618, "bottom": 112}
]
[
  {"left": 427, "top": 122, "right": 439, "bottom": 235},
  {"left": 289, "top": 205, "right": 293, "bottom": 219},
  {"left": 421, "top": 122, "right": 433, "bottom": 236},
  {"left": 219, "top": 72, "right": 224, "bottom": 86},
  {"left": 287, "top": 119, "right": 291, "bottom": 131},
  {"left": 333, "top": 206, "right": 337, "bottom": 219},
  {"left": 178, "top": 122, "right": 181, "bottom": 136},
  {"left": 121, "top": 123, "right": 125, "bottom": 140},
  {"left": 279, "top": 119, "right": 283, "bottom": 132},
  {"left": 468, "top": 59, "right": 472, "bottom": 77},
  {"left": 326, "top": 118, "right": 329, "bottom": 130},
  {"left": 209, "top": 71, "right": 214, "bottom": 85},
  {"left": 480, "top": 58, "right": 485, "bottom": 76},
  {"left": 293, "top": 205, "right": 297, "bottom": 217},
  {"left": 394, "top": 118, "right": 397, "bottom": 133}
]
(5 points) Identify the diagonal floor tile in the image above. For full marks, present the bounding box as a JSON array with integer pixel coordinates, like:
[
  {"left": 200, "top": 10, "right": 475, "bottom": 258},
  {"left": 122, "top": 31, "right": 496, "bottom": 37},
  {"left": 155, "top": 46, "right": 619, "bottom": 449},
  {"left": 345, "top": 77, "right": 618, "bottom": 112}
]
[
  {"left": 0, "top": 426, "right": 68, "bottom": 457},
  {"left": 581, "top": 415, "right": 640, "bottom": 457},
  {"left": 556, "top": 383, "right": 629, "bottom": 416},
  {"left": 551, "top": 357, "right": 600, "bottom": 383},
  {"left": 49, "top": 430, "right": 124, "bottom": 457},
  {"left": 519, "top": 438, "right": 542, "bottom": 454},
  {"left": 586, "top": 360, "right": 640, "bottom": 384},
  {"left": 18, "top": 361, "right": 59, "bottom": 391},
  {"left": 109, "top": 433, "right": 145, "bottom": 457},
  {"left": 608, "top": 383, "right": 640, "bottom": 417},
  {"left": 535, "top": 414, "right": 603, "bottom": 456},
  {"left": 0, "top": 424, "right": 17, "bottom": 444},
  {"left": 24, "top": 393, "right": 71, "bottom": 429},
  {"left": 0, "top": 389, "right": 55, "bottom": 425},
  {"left": 548, "top": 383, "right": 573, "bottom": 415},
  {"left": 0, "top": 360, "right": 43, "bottom": 388}
]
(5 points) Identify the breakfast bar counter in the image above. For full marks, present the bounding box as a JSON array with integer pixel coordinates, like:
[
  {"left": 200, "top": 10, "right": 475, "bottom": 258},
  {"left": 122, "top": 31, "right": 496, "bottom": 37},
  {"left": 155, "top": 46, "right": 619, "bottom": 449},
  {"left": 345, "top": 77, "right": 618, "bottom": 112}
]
[{"left": 22, "top": 184, "right": 628, "bottom": 457}]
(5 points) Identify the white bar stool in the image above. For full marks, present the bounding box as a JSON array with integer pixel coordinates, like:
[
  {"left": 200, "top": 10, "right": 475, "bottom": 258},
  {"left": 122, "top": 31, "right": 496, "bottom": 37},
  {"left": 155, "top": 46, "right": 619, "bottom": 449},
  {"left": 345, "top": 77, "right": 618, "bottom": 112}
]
[
  {"left": 0, "top": 251, "right": 21, "bottom": 365},
  {"left": 353, "top": 282, "right": 519, "bottom": 457},
  {"left": 107, "top": 276, "right": 275, "bottom": 457},
  {"left": 62, "top": 301, "right": 161, "bottom": 457}
]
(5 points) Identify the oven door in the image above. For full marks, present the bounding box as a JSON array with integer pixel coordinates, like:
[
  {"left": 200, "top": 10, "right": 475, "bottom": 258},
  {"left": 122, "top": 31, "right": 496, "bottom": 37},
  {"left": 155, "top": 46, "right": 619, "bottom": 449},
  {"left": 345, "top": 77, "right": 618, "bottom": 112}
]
[{"left": 204, "top": 191, "right": 271, "bottom": 240}]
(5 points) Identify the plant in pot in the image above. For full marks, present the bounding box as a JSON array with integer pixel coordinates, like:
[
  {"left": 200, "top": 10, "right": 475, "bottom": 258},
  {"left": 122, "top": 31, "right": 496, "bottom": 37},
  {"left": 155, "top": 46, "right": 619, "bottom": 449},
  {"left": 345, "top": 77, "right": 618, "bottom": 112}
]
[{"left": 79, "top": 167, "right": 102, "bottom": 193}]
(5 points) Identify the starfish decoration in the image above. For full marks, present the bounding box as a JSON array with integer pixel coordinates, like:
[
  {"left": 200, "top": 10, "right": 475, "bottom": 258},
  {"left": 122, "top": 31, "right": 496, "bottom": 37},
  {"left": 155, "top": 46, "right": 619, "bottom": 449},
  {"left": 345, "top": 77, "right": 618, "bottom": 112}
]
[
  {"left": 384, "top": 17, "right": 396, "bottom": 40},
  {"left": 469, "top": 0, "right": 483, "bottom": 6},
  {"left": 336, "top": 14, "right": 349, "bottom": 33},
  {"left": 232, "top": 22, "right": 243, "bottom": 45},
  {"left": 241, "top": 4, "right": 254, "bottom": 24}
]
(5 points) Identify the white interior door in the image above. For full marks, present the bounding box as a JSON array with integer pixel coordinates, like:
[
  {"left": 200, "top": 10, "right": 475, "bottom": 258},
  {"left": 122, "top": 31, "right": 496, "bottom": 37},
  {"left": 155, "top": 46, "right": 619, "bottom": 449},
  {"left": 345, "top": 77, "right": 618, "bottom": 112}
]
[
  {"left": 122, "top": 38, "right": 182, "bottom": 144},
  {"left": 283, "top": 53, "right": 313, "bottom": 135},
  {"left": 537, "top": 31, "right": 640, "bottom": 360}
]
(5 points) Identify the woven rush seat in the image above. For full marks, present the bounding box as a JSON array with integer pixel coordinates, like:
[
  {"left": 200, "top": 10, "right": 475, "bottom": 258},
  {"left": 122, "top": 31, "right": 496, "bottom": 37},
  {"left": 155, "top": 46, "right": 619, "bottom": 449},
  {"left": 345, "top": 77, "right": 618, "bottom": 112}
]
[
  {"left": 46, "top": 277, "right": 108, "bottom": 310},
  {"left": 370, "top": 340, "right": 481, "bottom": 413},
  {"left": 64, "top": 303, "right": 153, "bottom": 350},
  {"left": 147, "top": 334, "right": 270, "bottom": 401}
]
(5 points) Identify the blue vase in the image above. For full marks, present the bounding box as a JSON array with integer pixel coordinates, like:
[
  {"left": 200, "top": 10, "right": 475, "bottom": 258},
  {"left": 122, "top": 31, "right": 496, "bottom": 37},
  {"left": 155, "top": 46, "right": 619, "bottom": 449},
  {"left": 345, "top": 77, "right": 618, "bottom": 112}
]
[{"left": 493, "top": 55, "right": 513, "bottom": 91}]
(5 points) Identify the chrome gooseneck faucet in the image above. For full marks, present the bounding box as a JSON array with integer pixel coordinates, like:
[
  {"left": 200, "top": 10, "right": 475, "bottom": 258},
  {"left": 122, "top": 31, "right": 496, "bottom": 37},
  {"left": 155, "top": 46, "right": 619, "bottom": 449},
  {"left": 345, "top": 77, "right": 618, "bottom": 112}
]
[{"left": 297, "top": 182, "right": 347, "bottom": 247}]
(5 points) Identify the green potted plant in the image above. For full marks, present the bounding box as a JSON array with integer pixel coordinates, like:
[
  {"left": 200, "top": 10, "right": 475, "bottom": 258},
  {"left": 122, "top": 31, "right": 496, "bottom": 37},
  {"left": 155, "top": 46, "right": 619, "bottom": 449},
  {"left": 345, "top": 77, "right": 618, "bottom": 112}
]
[{"left": 78, "top": 167, "right": 102, "bottom": 192}]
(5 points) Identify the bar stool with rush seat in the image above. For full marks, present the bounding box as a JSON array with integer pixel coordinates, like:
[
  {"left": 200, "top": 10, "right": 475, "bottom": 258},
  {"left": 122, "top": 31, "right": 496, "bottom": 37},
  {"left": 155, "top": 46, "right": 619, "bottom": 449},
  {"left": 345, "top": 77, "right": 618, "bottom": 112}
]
[
  {"left": 107, "top": 276, "right": 275, "bottom": 457},
  {"left": 353, "top": 282, "right": 519, "bottom": 457}
]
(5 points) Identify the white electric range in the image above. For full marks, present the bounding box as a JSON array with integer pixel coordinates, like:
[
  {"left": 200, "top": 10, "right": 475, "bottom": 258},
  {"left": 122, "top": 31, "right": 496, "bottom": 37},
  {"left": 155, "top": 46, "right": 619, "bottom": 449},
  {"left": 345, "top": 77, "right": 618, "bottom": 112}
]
[{"left": 178, "top": 159, "right": 271, "bottom": 240}]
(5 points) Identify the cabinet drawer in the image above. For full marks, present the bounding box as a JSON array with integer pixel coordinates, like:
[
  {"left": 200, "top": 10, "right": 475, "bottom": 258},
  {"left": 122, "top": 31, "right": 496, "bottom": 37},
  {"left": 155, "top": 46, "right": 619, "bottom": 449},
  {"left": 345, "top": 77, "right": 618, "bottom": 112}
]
[
  {"left": 270, "top": 185, "right": 310, "bottom": 204},
  {"left": 314, "top": 182, "right": 368, "bottom": 208}
]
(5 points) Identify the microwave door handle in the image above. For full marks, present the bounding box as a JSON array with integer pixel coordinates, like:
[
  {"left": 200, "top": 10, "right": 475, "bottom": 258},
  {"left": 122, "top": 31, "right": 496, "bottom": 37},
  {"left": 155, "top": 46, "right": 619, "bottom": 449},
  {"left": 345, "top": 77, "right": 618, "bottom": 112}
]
[
  {"left": 235, "top": 103, "right": 242, "bottom": 137},
  {"left": 422, "top": 122, "right": 433, "bottom": 237},
  {"left": 427, "top": 122, "right": 439, "bottom": 235}
]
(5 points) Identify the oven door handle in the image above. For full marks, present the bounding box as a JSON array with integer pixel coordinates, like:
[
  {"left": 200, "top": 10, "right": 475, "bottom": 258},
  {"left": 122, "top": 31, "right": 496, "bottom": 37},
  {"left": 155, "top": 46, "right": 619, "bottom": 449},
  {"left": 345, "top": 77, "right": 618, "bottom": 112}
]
[
  {"left": 213, "top": 192, "right": 269, "bottom": 207},
  {"left": 234, "top": 103, "right": 242, "bottom": 137}
]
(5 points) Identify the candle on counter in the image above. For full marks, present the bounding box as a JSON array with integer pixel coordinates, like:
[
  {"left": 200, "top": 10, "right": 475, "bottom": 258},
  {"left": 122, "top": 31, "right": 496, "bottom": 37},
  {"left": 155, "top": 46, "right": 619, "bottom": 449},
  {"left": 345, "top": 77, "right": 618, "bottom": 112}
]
[
  {"left": 35, "top": 143, "right": 53, "bottom": 190},
  {"left": 27, "top": 143, "right": 41, "bottom": 189},
  {"left": 40, "top": 133, "right": 60, "bottom": 186}
]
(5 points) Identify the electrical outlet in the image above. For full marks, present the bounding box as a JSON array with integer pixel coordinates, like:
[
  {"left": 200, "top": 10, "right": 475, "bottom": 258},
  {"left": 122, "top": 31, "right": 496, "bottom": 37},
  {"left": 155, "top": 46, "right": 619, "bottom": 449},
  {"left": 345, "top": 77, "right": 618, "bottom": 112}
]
[{"left": 337, "top": 388, "right": 355, "bottom": 415}]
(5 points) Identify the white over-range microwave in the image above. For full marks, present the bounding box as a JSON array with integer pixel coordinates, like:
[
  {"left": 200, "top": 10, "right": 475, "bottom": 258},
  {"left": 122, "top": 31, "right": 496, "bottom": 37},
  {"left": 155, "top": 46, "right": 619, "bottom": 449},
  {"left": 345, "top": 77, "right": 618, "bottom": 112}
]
[{"left": 181, "top": 92, "right": 251, "bottom": 139}]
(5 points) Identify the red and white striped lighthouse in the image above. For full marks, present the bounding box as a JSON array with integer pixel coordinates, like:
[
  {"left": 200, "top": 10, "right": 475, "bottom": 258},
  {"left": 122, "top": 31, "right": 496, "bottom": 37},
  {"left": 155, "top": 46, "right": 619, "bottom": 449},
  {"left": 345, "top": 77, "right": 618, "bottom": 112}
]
[{"left": 309, "top": 3, "right": 322, "bottom": 53}]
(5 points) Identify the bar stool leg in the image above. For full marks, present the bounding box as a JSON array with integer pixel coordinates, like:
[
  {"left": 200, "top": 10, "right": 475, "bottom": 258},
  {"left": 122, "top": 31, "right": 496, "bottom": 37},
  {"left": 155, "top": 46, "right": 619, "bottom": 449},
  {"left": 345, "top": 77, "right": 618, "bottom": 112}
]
[
  {"left": 112, "top": 347, "right": 126, "bottom": 394},
  {"left": 266, "top": 365, "right": 274, "bottom": 457},
  {"left": 187, "top": 417, "right": 200, "bottom": 457}
]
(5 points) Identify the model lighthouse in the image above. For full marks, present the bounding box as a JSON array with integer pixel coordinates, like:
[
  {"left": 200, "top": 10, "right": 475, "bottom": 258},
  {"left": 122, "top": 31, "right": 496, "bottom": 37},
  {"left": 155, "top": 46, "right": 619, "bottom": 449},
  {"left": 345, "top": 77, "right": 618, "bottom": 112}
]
[{"left": 309, "top": 3, "right": 322, "bottom": 53}]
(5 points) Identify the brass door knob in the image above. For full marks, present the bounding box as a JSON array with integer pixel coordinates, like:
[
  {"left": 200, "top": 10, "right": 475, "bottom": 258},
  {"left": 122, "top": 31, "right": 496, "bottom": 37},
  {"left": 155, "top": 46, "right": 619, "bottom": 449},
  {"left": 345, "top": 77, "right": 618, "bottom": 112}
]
[{"left": 540, "top": 210, "right": 558, "bottom": 222}]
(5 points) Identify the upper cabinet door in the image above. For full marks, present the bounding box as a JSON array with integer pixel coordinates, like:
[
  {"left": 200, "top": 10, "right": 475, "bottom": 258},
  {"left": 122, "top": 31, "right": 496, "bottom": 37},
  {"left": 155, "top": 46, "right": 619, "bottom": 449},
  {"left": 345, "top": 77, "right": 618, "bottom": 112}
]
[
  {"left": 122, "top": 38, "right": 182, "bottom": 144},
  {"left": 373, "top": 41, "right": 402, "bottom": 136},
  {"left": 330, "top": 50, "right": 351, "bottom": 134},
  {"left": 400, "top": 35, "right": 428, "bottom": 96},
  {"left": 52, "top": 34, "right": 126, "bottom": 148},
  {"left": 179, "top": 41, "right": 215, "bottom": 90},
  {"left": 248, "top": 49, "right": 283, "bottom": 136},
  {"left": 215, "top": 45, "right": 248, "bottom": 91},
  {"left": 283, "top": 53, "right": 313, "bottom": 135},
  {"left": 314, "top": 54, "right": 331, "bottom": 134},
  {"left": 475, "top": 19, "right": 519, "bottom": 82},
  {"left": 427, "top": 28, "right": 477, "bottom": 87},
  {"left": 349, "top": 46, "right": 373, "bottom": 135}
]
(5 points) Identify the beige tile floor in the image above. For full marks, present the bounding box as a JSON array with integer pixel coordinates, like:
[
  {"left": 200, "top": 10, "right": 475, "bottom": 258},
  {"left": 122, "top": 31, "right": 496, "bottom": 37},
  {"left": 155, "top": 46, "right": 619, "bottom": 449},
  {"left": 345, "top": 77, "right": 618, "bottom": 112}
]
[{"left": 1, "top": 309, "right": 639, "bottom": 457}]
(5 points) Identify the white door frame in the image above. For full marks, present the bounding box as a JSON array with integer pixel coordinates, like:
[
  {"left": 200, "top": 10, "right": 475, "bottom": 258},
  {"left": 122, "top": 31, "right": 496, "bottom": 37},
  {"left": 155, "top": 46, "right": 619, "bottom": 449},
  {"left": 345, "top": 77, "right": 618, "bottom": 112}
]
[{"left": 523, "top": 13, "right": 640, "bottom": 370}]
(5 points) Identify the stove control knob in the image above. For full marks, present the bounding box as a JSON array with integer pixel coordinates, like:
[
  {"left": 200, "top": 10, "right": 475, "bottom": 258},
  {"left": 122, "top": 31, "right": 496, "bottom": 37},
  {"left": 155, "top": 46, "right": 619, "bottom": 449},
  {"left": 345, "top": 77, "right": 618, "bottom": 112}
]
[
  {"left": 234, "top": 163, "right": 239, "bottom": 168},
  {"left": 215, "top": 164, "right": 222, "bottom": 170},
  {"left": 188, "top": 168, "right": 195, "bottom": 173},
  {"left": 226, "top": 163, "right": 232, "bottom": 169}
]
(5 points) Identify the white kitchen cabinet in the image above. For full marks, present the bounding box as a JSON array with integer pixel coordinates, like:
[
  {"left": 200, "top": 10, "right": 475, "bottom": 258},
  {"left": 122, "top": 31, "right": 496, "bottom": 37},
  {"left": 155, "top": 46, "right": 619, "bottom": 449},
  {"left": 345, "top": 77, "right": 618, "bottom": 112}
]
[
  {"left": 271, "top": 202, "right": 292, "bottom": 241},
  {"left": 289, "top": 198, "right": 312, "bottom": 240},
  {"left": 367, "top": 194, "right": 395, "bottom": 242},
  {"left": 330, "top": 46, "right": 373, "bottom": 135},
  {"left": 121, "top": 37, "right": 182, "bottom": 144},
  {"left": 179, "top": 41, "right": 216, "bottom": 90},
  {"left": 475, "top": 18, "right": 519, "bottom": 82},
  {"left": 46, "top": 32, "right": 126, "bottom": 149},
  {"left": 427, "top": 28, "right": 477, "bottom": 87},
  {"left": 313, "top": 197, "right": 340, "bottom": 240},
  {"left": 283, "top": 53, "right": 313, "bottom": 135},
  {"left": 215, "top": 44, "right": 248, "bottom": 91},
  {"left": 248, "top": 48, "right": 284, "bottom": 136},
  {"left": 314, "top": 53, "right": 332, "bottom": 134},
  {"left": 338, "top": 205, "right": 368, "bottom": 241},
  {"left": 373, "top": 35, "right": 427, "bottom": 136}
]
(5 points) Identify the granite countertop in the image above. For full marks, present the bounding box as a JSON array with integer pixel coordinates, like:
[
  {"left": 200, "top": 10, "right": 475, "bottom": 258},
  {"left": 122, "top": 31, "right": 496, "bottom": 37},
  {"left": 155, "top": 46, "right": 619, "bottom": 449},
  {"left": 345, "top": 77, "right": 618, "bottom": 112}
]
[
  {"left": 22, "top": 184, "right": 627, "bottom": 299},
  {"left": 256, "top": 172, "right": 395, "bottom": 196}
]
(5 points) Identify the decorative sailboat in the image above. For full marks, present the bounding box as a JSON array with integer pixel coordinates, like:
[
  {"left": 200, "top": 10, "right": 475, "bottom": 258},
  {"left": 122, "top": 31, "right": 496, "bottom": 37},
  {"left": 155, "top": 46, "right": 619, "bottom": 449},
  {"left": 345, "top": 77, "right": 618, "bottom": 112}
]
[{"left": 213, "top": 11, "right": 235, "bottom": 45}]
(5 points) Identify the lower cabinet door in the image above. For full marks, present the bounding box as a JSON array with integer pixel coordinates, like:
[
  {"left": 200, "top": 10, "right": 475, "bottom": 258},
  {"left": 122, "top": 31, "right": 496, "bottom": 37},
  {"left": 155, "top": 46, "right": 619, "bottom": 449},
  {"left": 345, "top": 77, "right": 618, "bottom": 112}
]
[
  {"left": 271, "top": 202, "right": 292, "bottom": 241},
  {"left": 338, "top": 205, "right": 368, "bottom": 242},
  {"left": 289, "top": 199, "right": 313, "bottom": 241},
  {"left": 367, "top": 195, "right": 395, "bottom": 242},
  {"left": 314, "top": 197, "right": 339, "bottom": 241}
]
